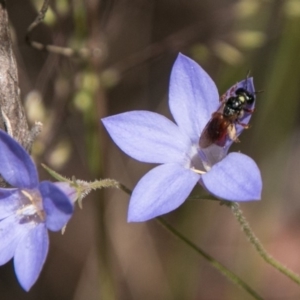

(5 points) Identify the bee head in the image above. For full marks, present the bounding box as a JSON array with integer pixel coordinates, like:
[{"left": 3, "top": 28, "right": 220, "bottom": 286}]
[{"left": 235, "top": 88, "right": 254, "bottom": 105}]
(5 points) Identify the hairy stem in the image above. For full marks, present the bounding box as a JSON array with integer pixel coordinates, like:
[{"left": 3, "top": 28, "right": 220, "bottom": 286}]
[
  {"left": 45, "top": 169, "right": 264, "bottom": 299},
  {"left": 228, "top": 202, "right": 300, "bottom": 285},
  {"left": 117, "top": 184, "right": 264, "bottom": 299},
  {"left": 156, "top": 217, "right": 264, "bottom": 299}
]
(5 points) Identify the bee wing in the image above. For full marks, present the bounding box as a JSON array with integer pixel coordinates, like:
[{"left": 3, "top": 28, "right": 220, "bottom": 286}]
[
  {"left": 199, "top": 113, "right": 229, "bottom": 148},
  {"left": 199, "top": 120, "right": 215, "bottom": 148}
]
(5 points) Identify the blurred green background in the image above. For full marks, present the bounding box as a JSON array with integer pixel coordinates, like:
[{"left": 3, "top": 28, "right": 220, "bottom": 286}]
[{"left": 3, "top": 0, "right": 300, "bottom": 299}]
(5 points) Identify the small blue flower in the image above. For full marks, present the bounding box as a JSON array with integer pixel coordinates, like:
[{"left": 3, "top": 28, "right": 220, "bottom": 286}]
[
  {"left": 102, "top": 53, "right": 262, "bottom": 222},
  {"left": 0, "top": 130, "right": 73, "bottom": 291}
]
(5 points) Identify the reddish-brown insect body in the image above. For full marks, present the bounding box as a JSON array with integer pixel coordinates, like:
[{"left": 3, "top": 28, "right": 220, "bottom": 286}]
[
  {"left": 199, "top": 87, "right": 254, "bottom": 149},
  {"left": 200, "top": 112, "right": 230, "bottom": 148}
]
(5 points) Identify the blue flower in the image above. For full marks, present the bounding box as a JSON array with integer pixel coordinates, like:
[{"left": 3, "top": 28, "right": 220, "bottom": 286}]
[
  {"left": 0, "top": 130, "right": 73, "bottom": 291},
  {"left": 102, "top": 53, "right": 262, "bottom": 222}
]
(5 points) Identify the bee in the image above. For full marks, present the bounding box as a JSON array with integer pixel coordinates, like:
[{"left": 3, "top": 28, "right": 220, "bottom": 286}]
[{"left": 199, "top": 84, "right": 255, "bottom": 149}]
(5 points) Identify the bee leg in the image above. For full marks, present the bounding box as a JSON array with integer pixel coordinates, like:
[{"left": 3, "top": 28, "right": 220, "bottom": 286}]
[
  {"left": 237, "top": 121, "right": 250, "bottom": 129},
  {"left": 227, "top": 124, "right": 239, "bottom": 142},
  {"left": 244, "top": 108, "right": 255, "bottom": 114}
]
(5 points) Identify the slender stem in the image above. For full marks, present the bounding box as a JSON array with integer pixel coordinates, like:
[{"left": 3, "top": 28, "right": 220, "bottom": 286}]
[
  {"left": 26, "top": 0, "right": 49, "bottom": 36},
  {"left": 118, "top": 185, "right": 264, "bottom": 299},
  {"left": 228, "top": 202, "right": 300, "bottom": 285},
  {"left": 88, "top": 179, "right": 133, "bottom": 195},
  {"left": 26, "top": 0, "right": 100, "bottom": 58},
  {"left": 48, "top": 174, "right": 263, "bottom": 298},
  {"left": 156, "top": 217, "right": 264, "bottom": 300}
]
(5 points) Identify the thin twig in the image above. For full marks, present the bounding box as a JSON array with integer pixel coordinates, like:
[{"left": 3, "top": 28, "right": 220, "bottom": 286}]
[
  {"left": 25, "top": 0, "right": 102, "bottom": 59},
  {"left": 25, "top": 0, "right": 214, "bottom": 75},
  {"left": 26, "top": 0, "right": 49, "bottom": 35}
]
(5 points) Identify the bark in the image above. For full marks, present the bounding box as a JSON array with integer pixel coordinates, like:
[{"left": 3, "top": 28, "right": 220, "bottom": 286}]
[{"left": 0, "top": 0, "right": 31, "bottom": 149}]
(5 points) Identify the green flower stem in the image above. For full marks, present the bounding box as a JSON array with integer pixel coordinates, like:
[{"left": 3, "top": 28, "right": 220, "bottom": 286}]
[
  {"left": 118, "top": 185, "right": 264, "bottom": 300},
  {"left": 228, "top": 202, "right": 300, "bottom": 286},
  {"left": 90, "top": 179, "right": 132, "bottom": 195},
  {"left": 156, "top": 217, "right": 264, "bottom": 300},
  {"left": 42, "top": 165, "right": 264, "bottom": 299}
]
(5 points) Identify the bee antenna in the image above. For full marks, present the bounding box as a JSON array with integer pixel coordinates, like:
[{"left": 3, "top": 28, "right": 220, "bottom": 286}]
[
  {"left": 254, "top": 90, "right": 264, "bottom": 94},
  {"left": 244, "top": 70, "right": 251, "bottom": 90}
]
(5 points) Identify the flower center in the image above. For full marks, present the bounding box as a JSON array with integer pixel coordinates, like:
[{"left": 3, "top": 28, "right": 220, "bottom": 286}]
[
  {"left": 191, "top": 168, "right": 206, "bottom": 175},
  {"left": 188, "top": 144, "right": 207, "bottom": 174},
  {"left": 188, "top": 141, "right": 228, "bottom": 175},
  {"left": 17, "top": 189, "right": 45, "bottom": 224},
  {"left": 199, "top": 144, "right": 228, "bottom": 171}
]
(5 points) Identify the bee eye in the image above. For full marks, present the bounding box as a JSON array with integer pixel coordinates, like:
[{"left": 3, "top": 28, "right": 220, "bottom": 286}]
[
  {"left": 247, "top": 95, "right": 254, "bottom": 104},
  {"left": 236, "top": 88, "right": 254, "bottom": 105},
  {"left": 235, "top": 88, "right": 245, "bottom": 95}
]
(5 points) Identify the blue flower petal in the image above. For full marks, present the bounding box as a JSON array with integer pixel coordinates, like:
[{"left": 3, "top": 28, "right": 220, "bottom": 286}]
[
  {"left": 128, "top": 163, "right": 200, "bottom": 222},
  {"left": 0, "top": 215, "right": 34, "bottom": 265},
  {"left": 201, "top": 152, "right": 262, "bottom": 201},
  {"left": 169, "top": 53, "right": 219, "bottom": 144},
  {"left": 14, "top": 224, "right": 49, "bottom": 291},
  {"left": 0, "top": 131, "right": 39, "bottom": 188},
  {"left": 54, "top": 182, "right": 77, "bottom": 203},
  {"left": 39, "top": 181, "right": 73, "bottom": 231},
  {"left": 0, "top": 188, "right": 20, "bottom": 219},
  {"left": 102, "top": 111, "right": 192, "bottom": 164}
]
